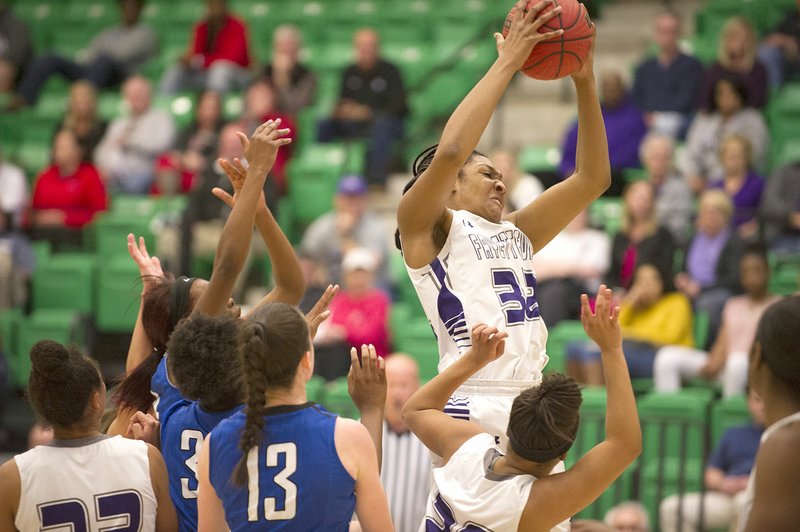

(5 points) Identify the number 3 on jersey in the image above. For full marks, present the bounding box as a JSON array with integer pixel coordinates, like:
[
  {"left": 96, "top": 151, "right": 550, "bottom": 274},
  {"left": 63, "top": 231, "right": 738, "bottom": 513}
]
[
  {"left": 492, "top": 269, "right": 540, "bottom": 325},
  {"left": 247, "top": 442, "right": 298, "bottom": 522}
]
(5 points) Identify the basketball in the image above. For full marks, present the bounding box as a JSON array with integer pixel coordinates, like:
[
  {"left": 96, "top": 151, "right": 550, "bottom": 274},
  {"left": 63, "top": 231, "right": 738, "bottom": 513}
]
[{"left": 502, "top": 0, "right": 594, "bottom": 80}]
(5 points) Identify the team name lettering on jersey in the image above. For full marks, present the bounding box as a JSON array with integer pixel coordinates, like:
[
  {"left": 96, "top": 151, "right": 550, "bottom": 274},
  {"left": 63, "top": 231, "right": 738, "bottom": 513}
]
[{"left": 467, "top": 228, "right": 534, "bottom": 262}]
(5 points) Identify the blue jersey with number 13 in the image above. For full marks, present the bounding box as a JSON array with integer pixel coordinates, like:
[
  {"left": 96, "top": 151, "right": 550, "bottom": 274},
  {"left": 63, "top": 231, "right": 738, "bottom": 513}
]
[{"left": 208, "top": 403, "right": 355, "bottom": 531}]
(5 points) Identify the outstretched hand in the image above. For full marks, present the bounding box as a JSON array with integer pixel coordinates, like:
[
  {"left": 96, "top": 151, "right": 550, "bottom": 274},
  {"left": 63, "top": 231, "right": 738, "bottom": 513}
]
[
  {"left": 212, "top": 157, "right": 267, "bottom": 211},
  {"left": 127, "top": 233, "right": 164, "bottom": 295},
  {"left": 495, "top": 0, "right": 565, "bottom": 70},
  {"left": 465, "top": 324, "right": 509, "bottom": 368},
  {"left": 348, "top": 344, "right": 387, "bottom": 415},
  {"left": 236, "top": 119, "right": 292, "bottom": 172},
  {"left": 305, "top": 284, "right": 339, "bottom": 340},
  {"left": 580, "top": 285, "right": 621, "bottom": 352}
]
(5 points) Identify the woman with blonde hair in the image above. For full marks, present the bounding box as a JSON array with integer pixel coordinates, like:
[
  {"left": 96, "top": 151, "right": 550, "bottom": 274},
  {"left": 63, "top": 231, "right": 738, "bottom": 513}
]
[
  {"left": 698, "top": 17, "right": 769, "bottom": 110},
  {"left": 55, "top": 80, "right": 107, "bottom": 160}
]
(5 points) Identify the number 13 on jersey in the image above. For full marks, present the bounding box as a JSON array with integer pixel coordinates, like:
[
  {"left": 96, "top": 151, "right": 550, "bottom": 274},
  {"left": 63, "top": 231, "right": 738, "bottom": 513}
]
[{"left": 246, "top": 442, "right": 298, "bottom": 522}]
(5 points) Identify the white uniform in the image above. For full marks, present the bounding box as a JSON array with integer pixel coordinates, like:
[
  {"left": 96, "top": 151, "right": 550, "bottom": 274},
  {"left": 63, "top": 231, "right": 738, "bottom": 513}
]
[
  {"left": 738, "top": 410, "right": 800, "bottom": 531},
  {"left": 422, "top": 433, "right": 570, "bottom": 532},
  {"left": 405, "top": 209, "right": 550, "bottom": 445},
  {"left": 14, "top": 435, "right": 158, "bottom": 532}
]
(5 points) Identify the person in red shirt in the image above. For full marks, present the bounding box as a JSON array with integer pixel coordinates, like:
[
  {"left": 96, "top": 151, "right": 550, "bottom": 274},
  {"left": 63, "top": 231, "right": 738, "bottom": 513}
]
[
  {"left": 29, "top": 129, "right": 107, "bottom": 248},
  {"left": 159, "top": 0, "right": 251, "bottom": 96}
]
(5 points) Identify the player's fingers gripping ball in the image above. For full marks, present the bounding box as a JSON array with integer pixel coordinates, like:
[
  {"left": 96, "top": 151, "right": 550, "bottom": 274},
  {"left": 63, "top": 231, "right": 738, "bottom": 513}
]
[{"left": 503, "top": 0, "right": 594, "bottom": 79}]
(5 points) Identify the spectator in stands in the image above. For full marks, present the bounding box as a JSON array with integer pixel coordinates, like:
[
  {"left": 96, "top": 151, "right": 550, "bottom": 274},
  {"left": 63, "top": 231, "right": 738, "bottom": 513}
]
[
  {"left": 261, "top": 24, "right": 316, "bottom": 117},
  {"left": 54, "top": 81, "right": 108, "bottom": 161},
  {"left": 95, "top": 76, "right": 175, "bottom": 194},
  {"left": 632, "top": 9, "right": 703, "bottom": 139},
  {"left": 318, "top": 28, "right": 408, "bottom": 186},
  {"left": 29, "top": 129, "right": 107, "bottom": 248},
  {"left": 154, "top": 90, "right": 222, "bottom": 195},
  {"left": 381, "top": 354, "right": 431, "bottom": 532},
  {"left": 534, "top": 209, "right": 610, "bottom": 327},
  {"left": 0, "top": 145, "right": 28, "bottom": 227},
  {"left": 315, "top": 247, "right": 390, "bottom": 359},
  {"left": 569, "top": 263, "right": 693, "bottom": 382},
  {"left": 0, "top": 209, "right": 34, "bottom": 310},
  {"left": 639, "top": 132, "right": 694, "bottom": 245},
  {"left": 655, "top": 244, "right": 779, "bottom": 398},
  {"left": 300, "top": 175, "right": 390, "bottom": 287},
  {"left": 659, "top": 387, "right": 765, "bottom": 532},
  {"left": 159, "top": 0, "right": 251, "bottom": 96},
  {"left": 225, "top": 79, "right": 295, "bottom": 195},
  {"left": 0, "top": 0, "right": 33, "bottom": 95},
  {"left": 490, "top": 148, "right": 543, "bottom": 213},
  {"left": 560, "top": 70, "right": 647, "bottom": 196},
  {"left": 760, "top": 159, "right": 800, "bottom": 254},
  {"left": 7, "top": 0, "right": 156, "bottom": 109},
  {"left": 757, "top": 1, "right": 800, "bottom": 88},
  {"left": 708, "top": 134, "right": 765, "bottom": 240},
  {"left": 606, "top": 501, "right": 650, "bottom": 532},
  {"left": 674, "top": 190, "right": 744, "bottom": 348},
  {"left": 683, "top": 76, "right": 769, "bottom": 193},
  {"left": 607, "top": 181, "right": 676, "bottom": 293},
  {"left": 698, "top": 17, "right": 769, "bottom": 111}
]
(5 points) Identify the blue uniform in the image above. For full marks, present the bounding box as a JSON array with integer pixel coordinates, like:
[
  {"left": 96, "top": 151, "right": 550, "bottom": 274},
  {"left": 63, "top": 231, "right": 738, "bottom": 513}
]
[
  {"left": 152, "top": 355, "right": 241, "bottom": 532},
  {"left": 208, "top": 403, "right": 355, "bottom": 531}
]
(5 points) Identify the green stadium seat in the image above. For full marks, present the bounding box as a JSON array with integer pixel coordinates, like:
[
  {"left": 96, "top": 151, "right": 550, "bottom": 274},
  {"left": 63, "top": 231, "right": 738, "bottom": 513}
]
[
  {"left": 589, "top": 197, "right": 623, "bottom": 235},
  {"left": 90, "top": 213, "right": 155, "bottom": 259},
  {"left": 769, "top": 264, "right": 799, "bottom": 294},
  {"left": 0, "top": 309, "right": 23, "bottom": 387},
  {"left": 32, "top": 253, "right": 97, "bottom": 314},
  {"left": 109, "top": 195, "right": 160, "bottom": 218},
  {"left": 711, "top": 394, "right": 750, "bottom": 447},
  {"left": 693, "top": 310, "right": 710, "bottom": 349},
  {"left": 638, "top": 391, "right": 714, "bottom": 523},
  {"left": 30, "top": 240, "right": 51, "bottom": 269},
  {"left": 518, "top": 144, "right": 561, "bottom": 175},
  {"left": 13, "top": 141, "right": 51, "bottom": 181},
  {"left": 322, "top": 376, "right": 358, "bottom": 418},
  {"left": 15, "top": 309, "right": 82, "bottom": 387},
  {"left": 343, "top": 141, "right": 367, "bottom": 176},
  {"left": 95, "top": 255, "right": 141, "bottom": 333},
  {"left": 307, "top": 374, "right": 327, "bottom": 404},
  {"left": 544, "top": 320, "right": 586, "bottom": 375},
  {"left": 392, "top": 319, "right": 439, "bottom": 381}
]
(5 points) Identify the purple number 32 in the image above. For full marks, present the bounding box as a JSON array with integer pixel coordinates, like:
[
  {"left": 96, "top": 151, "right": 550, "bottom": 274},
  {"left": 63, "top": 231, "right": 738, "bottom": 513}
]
[{"left": 39, "top": 490, "right": 142, "bottom": 531}]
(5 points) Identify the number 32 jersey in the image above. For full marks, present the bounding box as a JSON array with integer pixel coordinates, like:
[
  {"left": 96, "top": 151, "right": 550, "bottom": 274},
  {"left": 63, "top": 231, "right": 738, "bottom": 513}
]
[
  {"left": 405, "top": 209, "right": 549, "bottom": 381},
  {"left": 14, "top": 435, "right": 157, "bottom": 531}
]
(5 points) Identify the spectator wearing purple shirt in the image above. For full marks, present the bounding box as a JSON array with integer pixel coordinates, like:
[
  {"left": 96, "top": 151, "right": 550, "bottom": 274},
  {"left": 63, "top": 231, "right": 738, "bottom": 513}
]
[
  {"left": 675, "top": 190, "right": 744, "bottom": 348},
  {"left": 560, "top": 70, "right": 647, "bottom": 196},
  {"left": 707, "top": 134, "right": 765, "bottom": 241},
  {"left": 698, "top": 17, "right": 769, "bottom": 111}
]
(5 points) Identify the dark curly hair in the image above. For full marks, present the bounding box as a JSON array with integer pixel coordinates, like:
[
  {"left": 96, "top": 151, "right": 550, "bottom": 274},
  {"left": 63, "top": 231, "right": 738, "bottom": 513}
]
[
  {"left": 507, "top": 374, "right": 583, "bottom": 461},
  {"left": 28, "top": 340, "right": 103, "bottom": 428},
  {"left": 394, "top": 144, "right": 486, "bottom": 251},
  {"left": 166, "top": 312, "right": 244, "bottom": 412},
  {"left": 232, "top": 303, "right": 310, "bottom": 486}
]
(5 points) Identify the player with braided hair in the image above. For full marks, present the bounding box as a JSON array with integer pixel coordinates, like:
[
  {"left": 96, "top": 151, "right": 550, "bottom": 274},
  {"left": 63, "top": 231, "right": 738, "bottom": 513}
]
[
  {"left": 196, "top": 302, "right": 393, "bottom": 531},
  {"left": 403, "top": 287, "right": 641, "bottom": 531},
  {"left": 395, "top": 0, "right": 609, "bottom": 450}
]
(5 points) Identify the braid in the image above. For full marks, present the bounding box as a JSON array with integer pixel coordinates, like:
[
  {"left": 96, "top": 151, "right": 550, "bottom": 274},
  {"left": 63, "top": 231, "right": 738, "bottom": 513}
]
[{"left": 233, "top": 322, "right": 269, "bottom": 486}]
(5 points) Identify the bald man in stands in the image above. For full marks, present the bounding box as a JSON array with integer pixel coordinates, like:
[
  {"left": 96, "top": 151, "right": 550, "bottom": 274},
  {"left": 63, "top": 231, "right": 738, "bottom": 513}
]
[{"left": 381, "top": 354, "right": 431, "bottom": 532}]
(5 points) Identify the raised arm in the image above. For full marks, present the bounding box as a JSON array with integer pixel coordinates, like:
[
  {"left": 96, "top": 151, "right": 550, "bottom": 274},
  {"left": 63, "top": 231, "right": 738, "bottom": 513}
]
[
  {"left": 506, "top": 29, "right": 611, "bottom": 252},
  {"left": 523, "top": 287, "right": 641, "bottom": 529},
  {"left": 397, "top": 0, "right": 564, "bottom": 266},
  {"left": 125, "top": 234, "right": 164, "bottom": 373},
  {"left": 214, "top": 157, "right": 305, "bottom": 308},
  {"left": 193, "top": 119, "right": 292, "bottom": 316},
  {"left": 348, "top": 344, "right": 387, "bottom": 471},
  {"left": 402, "top": 325, "right": 509, "bottom": 463}
]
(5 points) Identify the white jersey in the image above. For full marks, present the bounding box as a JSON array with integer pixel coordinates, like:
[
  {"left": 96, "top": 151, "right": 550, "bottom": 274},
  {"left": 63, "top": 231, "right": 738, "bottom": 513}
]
[
  {"left": 405, "top": 209, "right": 549, "bottom": 383},
  {"left": 14, "top": 435, "right": 157, "bottom": 532},
  {"left": 422, "top": 433, "right": 570, "bottom": 532},
  {"left": 738, "top": 410, "right": 800, "bottom": 531}
]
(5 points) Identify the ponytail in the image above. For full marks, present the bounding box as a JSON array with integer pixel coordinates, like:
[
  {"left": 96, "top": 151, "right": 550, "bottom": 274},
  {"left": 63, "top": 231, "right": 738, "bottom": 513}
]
[{"left": 233, "top": 321, "right": 269, "bottom": 486}]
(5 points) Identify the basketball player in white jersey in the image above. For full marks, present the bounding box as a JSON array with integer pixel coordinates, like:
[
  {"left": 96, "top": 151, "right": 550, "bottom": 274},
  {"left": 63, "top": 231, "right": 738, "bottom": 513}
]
[
  {"left": 396, "top": 0, "right": 609, "bottom": 446},
  {"left": 0, "top": 340, "right": 176, "bottom": 531},
  {"left": 403, "top": 287, "right": 640, "bottom": 531},
  {"left": 738, "top": 295, "right": 800, "bottom": 531}
]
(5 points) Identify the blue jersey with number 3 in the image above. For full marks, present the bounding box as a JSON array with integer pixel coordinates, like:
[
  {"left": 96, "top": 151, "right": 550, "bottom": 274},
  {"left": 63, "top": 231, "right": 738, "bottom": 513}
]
[
  {"left": 152, "top": 355, "right": 241, "bottom": 532},
  {"left": 208, "top": 403, "right": 355, "bottom": 531}
]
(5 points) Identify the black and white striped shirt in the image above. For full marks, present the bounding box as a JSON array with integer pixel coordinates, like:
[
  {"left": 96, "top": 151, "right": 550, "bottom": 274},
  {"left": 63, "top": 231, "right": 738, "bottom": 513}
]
[{"left": 381, "top": 422, "right": 432, "bottom": 532}]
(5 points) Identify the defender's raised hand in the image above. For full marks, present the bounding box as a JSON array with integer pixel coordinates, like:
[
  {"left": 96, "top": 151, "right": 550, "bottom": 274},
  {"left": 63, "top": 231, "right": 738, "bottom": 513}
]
[
  {"left": 236, "top": 119, "right": 291, "bottom": 173},
  {"left": 348, "top": 344, "right": 387, "bottom": 415},
  {"left": 305, "top": 284, "right": 339, "bottom": 340},
  {"left": 465, "top": 324, "right": 509, "bottom": 368},
  {"left": 580, "top": 285, "right": 622, "bottom": 353},
  {"left": 127, "top": 233, "right": 164, "bottom": 296}
]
